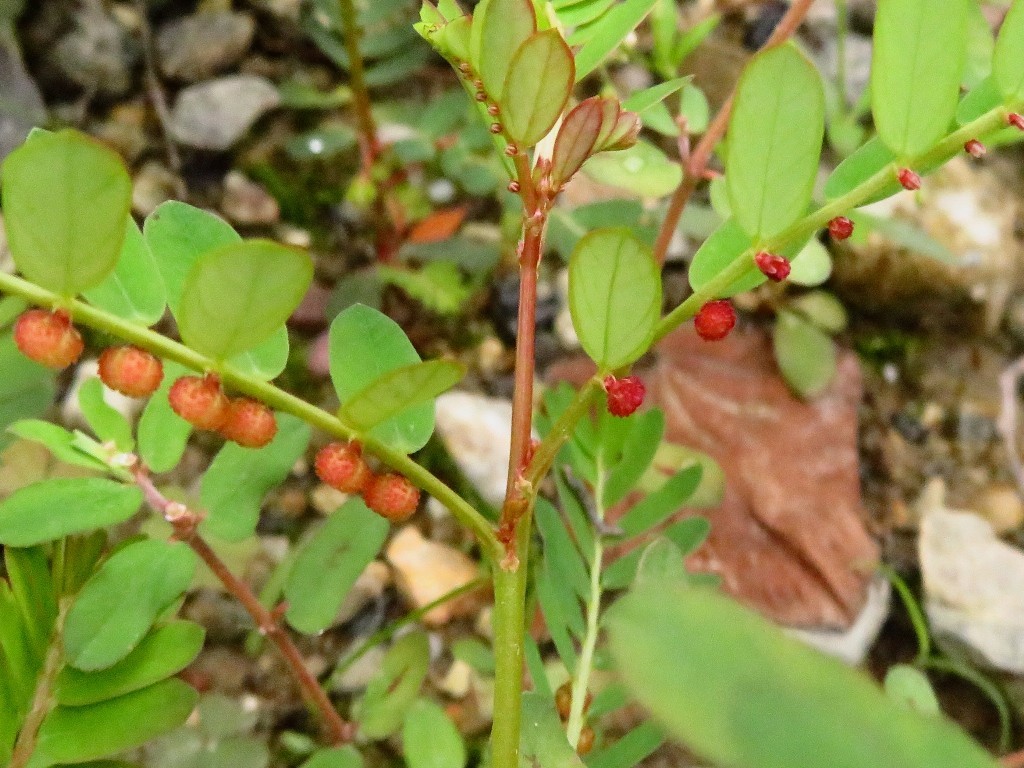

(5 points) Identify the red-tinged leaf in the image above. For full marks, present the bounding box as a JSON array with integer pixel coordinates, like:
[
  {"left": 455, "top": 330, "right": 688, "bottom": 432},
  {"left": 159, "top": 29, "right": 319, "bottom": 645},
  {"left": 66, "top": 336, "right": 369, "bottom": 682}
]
[
  {"left": 501, "top": 30, "right": 575, "bottom": 148},
  {"left": 594, "top": 97, "right": 623, "bottom": 149},
  {"left": 604, "top": 110, "right": 642, "bottom": 150},
  {"left": 408, "top": 206, "right": 469, "bottom": 244},
  {"left": 551, "top": 99, "right": 604, "bottom": 187}
]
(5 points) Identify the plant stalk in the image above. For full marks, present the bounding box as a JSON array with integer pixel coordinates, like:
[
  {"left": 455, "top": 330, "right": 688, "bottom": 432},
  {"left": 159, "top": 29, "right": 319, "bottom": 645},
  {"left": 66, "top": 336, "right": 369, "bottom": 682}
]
[{"left": 337, "top": 0, "right": 380, "bottom": 169}]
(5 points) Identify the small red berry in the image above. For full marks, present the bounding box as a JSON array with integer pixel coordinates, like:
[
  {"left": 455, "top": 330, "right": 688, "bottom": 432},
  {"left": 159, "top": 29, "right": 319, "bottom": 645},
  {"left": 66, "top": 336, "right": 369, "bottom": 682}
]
[
  {"left": 13, "top": 309, "right": 84, "bottom": 369},
  {"left": 964, "top": 139, "right": 986, "bottom": 158},
  {"left": 897, "top": 167, "right": 921, "bottom": 191},
  {"left": 168, "top": 374, "right": 229, "bottom": 431},
  {"left": 363, "top": 473, "right": 420, "bottom": 522},
  {"left": 219, "top": 397, "right": 277, "bottom": 448},
  {"left": 694, "top": 300, "right": 736, "bottom": 341},
  {"left": 315, "top": 442, "right": 371, "bottom": 494},
  {"left": 754, "top": 251, "right": 791, "bottom": 282},
  {"left": 1008, "top": 112, "right": 1024, "bottom": 131},
  {"left": 827, "top": 216, "right": 854, "bottom": 240},
  {"left": 98, "top": 346, "right": 163, "bottom": 397},
  {"left": 603, "top": 375, "right": 646, "bottom": 417}
]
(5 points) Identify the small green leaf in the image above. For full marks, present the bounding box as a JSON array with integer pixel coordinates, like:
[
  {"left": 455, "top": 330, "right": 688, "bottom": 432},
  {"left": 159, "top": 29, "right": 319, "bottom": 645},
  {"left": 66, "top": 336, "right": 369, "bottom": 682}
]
[
  {"left": 536, "top": 499, "right": 590, "bottom": 603},
  {"left": 329, "top": 305, "right": 434, "bottom": 454},
  {"left": 284, "top": 499, "right": 389, "bottom": 634},
  {"left": 568, "top": 227, "right": 661, "bottom": 371},
  {"left": 341, "top": 360, "right": 464, "bottom": 434},
  {"left": 1, "top": 129, "right": 131, "bottom": 295},
  {"left": 994, "top": 0, "right": 1024, "bottom": 102},
  {"left": 64, "top": 540, "right": 197, "bottom": 671},
  {"left": 884, "top": 665, "right": 940, "bottom": 716},
  {"left": 726, "top": 44, "right": 824, "bottom": 241},
  {"left": 0, "top": 334, "right": 56, "bottom": 448},
  {"left": 772, "top": 311, "right": 837, "bottom": 399},
  {"left": 501, "top": 30, "right": 574, "bottom": 148},
  {"left": 582, "top": 139, "right": 682, "bottom": 198},
  {"left": 519, "top": 692, "right": 585, "bottom": 768},
  {"left": 470, "top": 0, "right": 535, "bottom": 98},
  {"left": 787, "top": 239, "right": 832, "bottom": 288},
  {"left": 687, "top": 219, "right": 760, "bottom": 297},
  {"left": 823, "top": 136, "right": 900, "bottom": 203},
  {"left": 585, "top": 722, "right": 664, "bottom": 768},
  {"left": 377, "top": 262, "right": 473, "bottom": 316},
  {"left": 83, "top": 220, "right": 167, "bottom": 327},
  {"left": 357, "top": 632, "right": 430, "bottom": 740},
  {"left": 177, "top": 239, "right": 313, "bottom": 361},
  {"left": 617, "top": 465, "right": 702, "bottom": 539},
  {"left": 606, "top": 584, "right": 1002, "bottom": 768},
  {"left": 56, "top": 621, "right": 205, "bottom": 706},
  {"left": 634, "top": 537, "right": 688, "bottom": 586},
  {"left": 572, "top": 0, "right": 659, "bottom": 81},
  {"left": 200, "top": 414, "right": 311, "bottom": 542},
  {"left": 137, "top": 361, "right": 193, "bottom": 473},
  {"left": 790, "top": 291, "right": 848, "bottom": 333},
  {"left": 300, "top": 746, "right": 365, "bottom": 768},
  {"left": 621, "top": 77, "right": 690, "bottom": 114},
  {"left": 78, "top": 378, "right": 133, "bottom": 451},
  {"left": 871, "top": 0, "right": 970, "bottom": 157},
  {"left": 32, "top": 679, "right": 198, "bottom": 765},
  {"left": 602, "top": 408, "right": 665, "bottom": 508},
  {"left": 0, "top": 479, "right": 141, "bottom": 547},
  {"left": 403, "top": 699, "right": 467, "bottom": 768},
  {"left": 7, "top": 420, "right": 109, "bottom": 472}
]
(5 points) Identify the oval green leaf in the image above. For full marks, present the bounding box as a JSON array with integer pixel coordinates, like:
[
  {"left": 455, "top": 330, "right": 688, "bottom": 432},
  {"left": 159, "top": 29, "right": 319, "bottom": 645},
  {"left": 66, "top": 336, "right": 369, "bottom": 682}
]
[
  {"left": 403, "top": 699, "right": 467, "bottom": 768},
  {"left": 725, "top": 44, "right": 824, "bottom": 241},
  {"left": 78, "top": 378, "right": 134, "bottom": 451},
  {"left": 177, "top": 239, "right": 313, "bottom": 361},
  {"left": 823, "top": 135, "right": 900, "bottom": 203},
  {"left": 357, "top": 632, "right": 431, "bottom": 740},
  {"left": 32, "top": 679, "right": 198, "bottom": 765},
  {"left": 0, "top": 129, "right": 131, "bottom": 295},
  {"left": 56, "top": 621, "right": 205, "bottom": 706},
  {"left": 300, "top": 746, "right": 364, "bottom": 768},
  {"left": 773, "top": 310, "right": 837, "bottom": 399},
  {"left": 137, "top": 360, "right": 193, "bottom": 473},
  {"left": 329, "top": 305, "right": 434, "bottom": 454},
  {"left": 340, "top": 360, "right": 464, "bottom": 434},
  {"left": 500, "top": 30, "right": 574, "bottom": 148},
  {"left": 871, "top": 0, "right": 970, "bottom": 157},
  {"left": 83, "top": 220, "right": 167, "bottom": 327},
  {"left": 572, "top": 0, "right": 659, "bottom": 81},
  {"left": 64, "top": 540, "right": 197, "bottom": 671},
  {"left": 583, "top": 139, "right": 682, "bottom": 198},
  {"left": 0, "top": 334, "right": 56, "bottom": 448},
  {"left": 470, "top": 0, "right": 535, "bottom": 98},
  {"left": 568, "top": 227, "right": 661, "bottom": 371},
  {"left": 607, "top": 584, "right": 1003, "bottom": 768},
  {"left": 284, "top": 498, "right": 390, "bottom": 634},
  {"left": 687, "top": 218, "right": 761, "bottom": 297},
  {"left": 0, "top": 479, "right": 142, "bottom": 547},
  {"left": 994, "top": 0, "right": 1024, "bottom": 102}
]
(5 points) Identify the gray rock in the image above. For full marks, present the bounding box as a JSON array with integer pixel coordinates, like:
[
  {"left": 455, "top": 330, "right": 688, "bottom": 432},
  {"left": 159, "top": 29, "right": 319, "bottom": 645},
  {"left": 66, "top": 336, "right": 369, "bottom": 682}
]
[
  {"left": 221, "top": 171, "right": 280, "bottom": 226},
  {"left": 51, "top": 0, "right": 138, "bottom": 97},
  {"left": 169, "top": 75, "right": 280, "bottom": 151},
  {"left": 132, "top": 161, "right": 181, "bottom": 217},
  {"left": 920, "top": 489, "right": 1024, "bottom": 673},
  {"left": 434, "top": 391, "right": 515, "bottom": 508},
  {"left": 0, "top": 28, "right": 45, "bottom": 164},
  {"left": 156, "top": 11, "right": 255, "bottom": 83}
]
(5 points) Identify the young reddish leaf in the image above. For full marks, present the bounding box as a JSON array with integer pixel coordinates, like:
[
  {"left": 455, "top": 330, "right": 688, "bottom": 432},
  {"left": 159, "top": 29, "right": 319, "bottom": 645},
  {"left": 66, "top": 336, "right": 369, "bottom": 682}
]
[
  {"left": 408, "top": 206, "right": 468, "bottom": 243},
  {"left": 551, "top": 99, "right": 604, "bottom": 187},
  {"left": 994, "top": 0, "right": 1024, "bottom": 102},
  {"left": 501, "top": 30, "right": 575, "bottom": 148},
  {"left": 603, "top": 109, "right": 642, "bottom": 150},
  {"left": 871, "top": 0, "right": 970, "bottom": 157},
  {"left": 594, "top": 96, "right": 624, "bottom": 149},
  {"left": 470, "top": 0, "right": 536, "bottom": 98}
]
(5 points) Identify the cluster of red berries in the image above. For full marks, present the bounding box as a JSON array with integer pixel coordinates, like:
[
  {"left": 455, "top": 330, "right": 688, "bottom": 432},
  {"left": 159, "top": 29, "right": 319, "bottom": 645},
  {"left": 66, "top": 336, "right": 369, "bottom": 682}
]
[
  {"left": 603, "top": 375, "right": 646, "bottom": 417},
  {"left": 168, "top": 374, "right": 278, "bottom": 449},
  {"left": 315, "top": 441, "right": 420, "bottom": 523}
]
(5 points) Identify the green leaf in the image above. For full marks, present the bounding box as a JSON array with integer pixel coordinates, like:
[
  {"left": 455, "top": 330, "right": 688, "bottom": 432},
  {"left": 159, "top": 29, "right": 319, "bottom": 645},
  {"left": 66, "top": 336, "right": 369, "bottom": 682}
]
[
  {"left": 568, "top": 228, "right": 661, "bottom": 371},
  {"left": 787, "top": 239, "right": 832, "bottom": 288},
  {"left": 633, "top": 537, "right": 688, "bottom": 586},
  {"left": 822, "top": 136, "right": 900, "bottom": 203},
  {"left": 1, "top": 129, "right": 131, "bottom": 295},
  {"left": 403, "top": 699, "right": 467, "bottom": 768},
  {"left": 687, "top": 218, "right": 760, "bottom": 297},
  {"left": 617, "top": 465, "right": 702, "bottom": 539},
  {"left": 329, "top": 305, "right": 434, "bottom": 454},
  {"left": 994, "top": 0, "right": 1024, "bottom": 102},
  {"left": 501, "top": 30, "right": 574, "bottom": 148},
  {"left": 300, "top": 746, "right": 365, "bottom": 768},
  {"left": 536, "top": 499, "right": 590, "bottom": 603},
  {"left": 582, "top": 140, "right": 682, "bottom": 198},
  {"left": 607, "top": 584, "right": 1002, "bottom": 768},
  {"left": 32, "top": 679, "right": 198, "bottom": 766},
  {"left": 772, "top": 310, "right": 837, "bottom": 399},
  {"left": 56, "top": 621, "right": 205, "bottom": 706},
  {"left": 7, "top": 420, "right": 110, "bottom": 472},
  {"left": 377, "top": 262, "right": 473, "bottom": 316},
  {"left": 284, "top": 499, "right": 390, "bottom": 633},
  {"left": 789, "top": 290, "right": 848, "bottom": 334},
  {"left": 64, "top": 540, "right": 197, "bottom": 671},
  {"left": 340, "top": 360, "right": 464, "bottom": 434},
  {"left": 136, "top": 361, "right": 193, "bottom": 473},
  {"left": 200, "top": 414, "right": 311, "bottom": 542},
  {"left": 357, "top": 632, "right": 430, "bottom": 740},
  {"left": 603, "top": 408, "right": 665, "bottom": 508},
  {"left": 884, "top": 665, "right": 940, "bottom": 716},
  {"left": 78, "top": 378, "right": 134, "bottom": 451},
  {"left": 228, "top": 328, "right": 291, "bottom": 382},
  {"left": 82, "top": 220, "right": 167, "bottom": 327},
  {"left": 621, "top": 77, "right": 690, "bottom": 114},
  {"left": 5, "top": 545, "right": 57, "bottom": 661},
  {"left": 470, "top": 0, "right": 535, "bottom": 98},
  {"left": 871, "top": 0, "right": 970, "bottom": 157},
  {"left": 519, "top": 692, "right": 585, "bottom": 768},
  {"left": 726, "top": 44, "right": 824, "bottom": 241},
  {"left": 0, "top": 479, "right": 142, "bottom": 547},
  {"left": 585, "top": 722, "right": 664, "bottom": 768},
  {"left": 572, "top": 0, "right": 658, "bottom": 81},
  {"left": 0, "top": 334, "right": 56, "bottom": 448},
  {"left": 177, "top": 239, "right": 312, "bottom": 361}
]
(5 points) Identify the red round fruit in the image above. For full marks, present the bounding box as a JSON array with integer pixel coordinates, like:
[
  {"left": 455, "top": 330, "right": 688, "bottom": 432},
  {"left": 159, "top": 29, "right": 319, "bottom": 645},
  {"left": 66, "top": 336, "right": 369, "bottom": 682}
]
[
  {"left": 13, "top": 309, "right": 84, "bottom": 369},
  {"left": 168, "top": 374, "right": 229, "bottom": 431},
  {"left": 827, "top": 216, "right": 854, "bottom": 241},
  {"left": 363, "top": 473, "right": 420, "bottom": 522},
  {"left": 603, "top": 375, "right": 646, "bottom": 417},
  {"left": 219, "top": 397, "right": 277, "bottom": 448},
  {"left": 694, "top": 300, "right": 736, "bottom": 342},
  {"left": 896, "top": 167, "right": 921, "bottom": 191},
  {"left": 98, "top": 346, "right": 163, "bottom": 397},
  {"left": 754, "top": 251, "right": 790, "bottom": 282},
  {"left": 315, "top": 442, "right": 371, "bottom": 494}
]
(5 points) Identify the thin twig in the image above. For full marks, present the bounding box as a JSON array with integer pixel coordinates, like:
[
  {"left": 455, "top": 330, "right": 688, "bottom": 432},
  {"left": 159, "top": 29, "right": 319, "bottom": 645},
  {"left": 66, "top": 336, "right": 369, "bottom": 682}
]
[
  {"left": 997, "top": 356, "right": 1024, "bottom": 496},
  {"left": 131, "top": 465, "right": 353, "bottom": 745},
  {"left": 337, "top": 0, "right": 380, "bottom": 170},
  {"left": 652, "top": 0, "right": 816, "bottom": 265}
]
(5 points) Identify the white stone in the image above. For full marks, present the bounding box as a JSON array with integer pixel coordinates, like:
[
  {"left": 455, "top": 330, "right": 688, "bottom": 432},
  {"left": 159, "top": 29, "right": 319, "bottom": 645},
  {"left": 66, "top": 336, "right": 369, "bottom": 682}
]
[
  {"left": 434, "top": 391, "right": 515, "bottom": 507},
  {"left": 169, "top": 75, "right": 280, "bottom": 151},
  {"left": 786, "top": 576, "right": 891, "bottom": 666}
]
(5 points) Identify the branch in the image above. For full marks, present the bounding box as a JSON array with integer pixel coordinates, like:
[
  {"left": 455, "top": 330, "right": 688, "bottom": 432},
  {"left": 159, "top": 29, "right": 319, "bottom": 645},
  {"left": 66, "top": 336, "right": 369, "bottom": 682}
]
[
  {"left": 337, "top": 0, "right": 380, "bottom": 170},
  {"left": 131, "top": 465, "right": 353, "bottom": 745}
]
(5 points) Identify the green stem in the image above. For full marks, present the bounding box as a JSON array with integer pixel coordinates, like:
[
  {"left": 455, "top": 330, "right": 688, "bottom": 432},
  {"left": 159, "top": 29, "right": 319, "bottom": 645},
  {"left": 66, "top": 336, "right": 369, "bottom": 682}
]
[
  {"left": 525, "top": 377, "right": 601, "bottom": 488},
  {"left": 0, "top": 271, "right": 501, "bottom": 562},
  {"left": 337, "top": 0, "right": 379, "bottom": 168}
]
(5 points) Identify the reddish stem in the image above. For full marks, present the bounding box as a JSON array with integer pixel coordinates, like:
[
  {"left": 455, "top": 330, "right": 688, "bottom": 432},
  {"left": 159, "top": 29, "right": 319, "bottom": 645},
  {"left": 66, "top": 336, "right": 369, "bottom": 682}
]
[
  {"left": 132, "top": 467, "right": 352, "bottom": 745},
  {"left": 652, "top": 0, "right": 816, "bottom": 265},
  {"left": 337, "top": 0, "right": 380, "bottom": 170}
]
